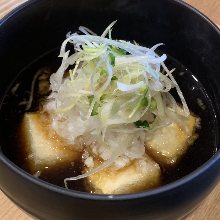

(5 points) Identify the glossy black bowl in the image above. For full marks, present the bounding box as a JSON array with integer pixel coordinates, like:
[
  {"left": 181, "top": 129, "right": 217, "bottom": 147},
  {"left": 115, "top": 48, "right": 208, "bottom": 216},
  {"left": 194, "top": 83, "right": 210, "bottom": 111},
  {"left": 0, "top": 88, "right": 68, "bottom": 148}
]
[{"left": 0, "top": 0, "right": 220, "bottom": 219}]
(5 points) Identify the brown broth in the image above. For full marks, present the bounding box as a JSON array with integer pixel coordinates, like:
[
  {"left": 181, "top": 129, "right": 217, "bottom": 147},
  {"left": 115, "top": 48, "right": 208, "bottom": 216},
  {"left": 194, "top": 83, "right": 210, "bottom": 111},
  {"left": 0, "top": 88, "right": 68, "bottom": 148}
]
[{"left": 0, "top": 49, "right": 218, "bottom": 193}]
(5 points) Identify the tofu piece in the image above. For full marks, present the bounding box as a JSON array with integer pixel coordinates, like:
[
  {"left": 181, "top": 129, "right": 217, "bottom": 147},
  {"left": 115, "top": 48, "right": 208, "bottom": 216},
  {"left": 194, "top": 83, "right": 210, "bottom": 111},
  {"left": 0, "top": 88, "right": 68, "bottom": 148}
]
[
  {"left": 85, "top": 155, "right": 161, "bottom": 194},
  {"left": 20, "top": 112, "right": 80, "bottom": 173},
  {"left": 145, "top": 110, "right": 199, "bottom": 166}
]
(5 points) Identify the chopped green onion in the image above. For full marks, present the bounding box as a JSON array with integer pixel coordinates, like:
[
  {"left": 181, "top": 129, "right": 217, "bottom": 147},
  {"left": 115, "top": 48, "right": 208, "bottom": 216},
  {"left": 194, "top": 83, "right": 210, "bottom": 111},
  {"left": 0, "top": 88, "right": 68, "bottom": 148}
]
[
  {"left": 100, "top": 69, "right": 108, "bottom": 76},
  {"left": 91, "top": 102, "right": 99, "bottom": 116},
  {"left": 138, "top": 88, "right": 149, "bottom": 109},
  {"left": 110, "top": 46, "right": 126, "bottom": 55},
  {"left": 88, "top": 95, "right": 94, "bottom": 105},
  {"left": 100, "top": 94, "right": 107, "bottom": 102},
  {"left": 108, "top": 53, "right": 115, "bottom": 66},
  {"left": 139, "top": 86, "right": 146, "bottom": 93},
  {"left": 111, "top": 76, "right": 118, "bottom": 81},
  {"left": 134, "top": 120, "right": 149, "bottom": 128},
  {"left": 140, "top": 97, "right": 148, "bottom": 108},
  {"left": 150, "top": 98, "right": 157, "bottom": 110},
  {"left": 88, "top": 95, "right": 100, "bottom": 115}
]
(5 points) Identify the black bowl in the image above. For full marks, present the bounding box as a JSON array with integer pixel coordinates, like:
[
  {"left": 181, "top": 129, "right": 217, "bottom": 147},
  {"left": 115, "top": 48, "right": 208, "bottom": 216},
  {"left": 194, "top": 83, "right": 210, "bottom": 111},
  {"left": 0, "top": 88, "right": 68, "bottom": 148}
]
[{"left": 0, "top": 0, "right": 220, "bottom": 219}]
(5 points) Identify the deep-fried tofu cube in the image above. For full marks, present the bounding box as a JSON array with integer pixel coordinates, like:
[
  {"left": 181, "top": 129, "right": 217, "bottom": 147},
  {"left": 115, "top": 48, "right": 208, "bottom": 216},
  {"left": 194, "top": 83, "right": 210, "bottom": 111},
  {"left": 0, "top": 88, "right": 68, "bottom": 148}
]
[
  {"left": 85, "top": 155, "right": 161, "bottom": 194},
  {"left": 20, "top": 112, "right": 80, "bottom": 173},
  {"left": 145, "top": 110, "right": 198, "bottom": 166}
]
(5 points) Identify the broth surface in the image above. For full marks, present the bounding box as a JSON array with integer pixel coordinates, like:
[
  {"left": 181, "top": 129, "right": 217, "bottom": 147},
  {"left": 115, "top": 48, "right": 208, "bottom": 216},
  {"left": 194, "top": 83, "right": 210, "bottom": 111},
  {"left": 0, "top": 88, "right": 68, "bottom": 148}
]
[{"left": 0, "top": 49, "right": 217, "bottom": 192}]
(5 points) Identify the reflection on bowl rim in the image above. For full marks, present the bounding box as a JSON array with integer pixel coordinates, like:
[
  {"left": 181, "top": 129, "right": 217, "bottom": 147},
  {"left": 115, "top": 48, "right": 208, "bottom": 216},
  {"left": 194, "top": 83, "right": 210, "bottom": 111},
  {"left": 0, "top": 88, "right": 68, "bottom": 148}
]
[{"left": 0, "top": 0, "right": 220, "bottom": 201}]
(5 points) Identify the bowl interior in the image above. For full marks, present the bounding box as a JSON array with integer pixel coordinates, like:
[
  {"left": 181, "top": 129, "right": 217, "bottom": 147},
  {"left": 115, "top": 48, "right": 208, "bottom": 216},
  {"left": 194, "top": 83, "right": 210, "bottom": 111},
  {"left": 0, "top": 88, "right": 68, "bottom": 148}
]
[{"left": 0, "top": 0, "right": 220, "bottom": 193}]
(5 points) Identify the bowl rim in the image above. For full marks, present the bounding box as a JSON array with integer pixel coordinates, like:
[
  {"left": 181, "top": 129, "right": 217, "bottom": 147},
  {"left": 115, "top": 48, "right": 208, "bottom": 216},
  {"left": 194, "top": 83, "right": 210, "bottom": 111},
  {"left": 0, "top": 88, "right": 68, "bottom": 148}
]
[{"left": 0, "top": 0, "right": 220, "bottom": 201}]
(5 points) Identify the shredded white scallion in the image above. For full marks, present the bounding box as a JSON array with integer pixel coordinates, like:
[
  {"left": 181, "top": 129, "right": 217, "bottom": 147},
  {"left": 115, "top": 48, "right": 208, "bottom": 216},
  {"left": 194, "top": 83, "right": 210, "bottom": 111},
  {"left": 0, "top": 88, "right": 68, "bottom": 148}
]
[{"left": 44, "top": 21, "right": 190, "bottom": 186}]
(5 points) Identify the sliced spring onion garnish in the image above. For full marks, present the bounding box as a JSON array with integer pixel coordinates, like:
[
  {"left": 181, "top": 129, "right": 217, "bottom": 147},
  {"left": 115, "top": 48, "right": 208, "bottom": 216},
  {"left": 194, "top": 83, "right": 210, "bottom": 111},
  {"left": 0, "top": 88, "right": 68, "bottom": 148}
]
[
  {"left": 46, "top": 21, "right": 190, "bottom": 184},
  {"left": 134, "top": 120, "right": 150, "bottom": 128}
]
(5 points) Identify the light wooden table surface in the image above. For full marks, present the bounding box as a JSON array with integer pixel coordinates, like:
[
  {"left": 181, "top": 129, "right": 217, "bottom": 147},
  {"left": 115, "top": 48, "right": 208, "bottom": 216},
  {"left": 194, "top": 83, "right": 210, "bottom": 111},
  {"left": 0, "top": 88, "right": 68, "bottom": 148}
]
[{"left": 0, "top": 0, "right": 220, "bottom": 219}]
